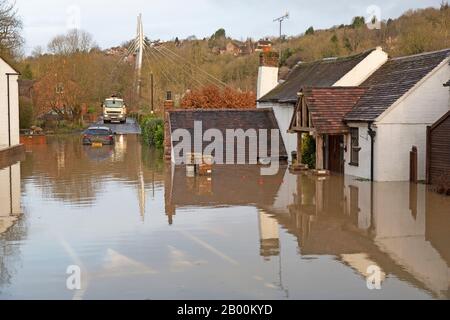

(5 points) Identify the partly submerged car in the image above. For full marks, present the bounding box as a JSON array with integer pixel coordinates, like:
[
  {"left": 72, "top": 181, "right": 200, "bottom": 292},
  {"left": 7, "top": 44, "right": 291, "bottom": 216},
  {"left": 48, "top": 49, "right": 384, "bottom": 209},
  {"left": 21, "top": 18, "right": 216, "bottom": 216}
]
[{"left": 82, "top": 127, "right": 115, "bottom": 146}]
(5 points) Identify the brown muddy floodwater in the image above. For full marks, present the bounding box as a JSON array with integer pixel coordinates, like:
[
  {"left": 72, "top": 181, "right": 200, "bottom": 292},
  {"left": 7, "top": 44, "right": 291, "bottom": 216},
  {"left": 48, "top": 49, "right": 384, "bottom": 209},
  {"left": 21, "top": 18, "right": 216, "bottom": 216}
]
[{"left": 0, "top": 135, "right": 449, "bottom": 300}]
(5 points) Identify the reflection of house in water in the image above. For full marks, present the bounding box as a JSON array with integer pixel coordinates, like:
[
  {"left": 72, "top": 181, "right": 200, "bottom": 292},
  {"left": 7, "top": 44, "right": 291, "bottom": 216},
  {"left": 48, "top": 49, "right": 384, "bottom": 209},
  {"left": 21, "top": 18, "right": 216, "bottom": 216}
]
[
  {"left": 276, "top": 172, "right": 450, "bottom": 299},
  {"left": 0, "top": 163, "right": 21, "bottom": 235},
  {"left": 166, "top": 164, "right": 450, "bottom": 298},
  {"left": 164, "top": 165, "right": 287, "bottom": 225},
  {"left": 258, "top": 210, "right": 280, "bottom": 259}
]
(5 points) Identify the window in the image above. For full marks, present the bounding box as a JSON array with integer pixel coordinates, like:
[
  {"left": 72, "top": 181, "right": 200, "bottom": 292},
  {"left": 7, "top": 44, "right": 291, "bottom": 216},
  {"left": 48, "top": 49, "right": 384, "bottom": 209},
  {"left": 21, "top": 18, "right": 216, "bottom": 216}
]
[{"left": 350, "top": 128, "right": 360, "bottom": 166}]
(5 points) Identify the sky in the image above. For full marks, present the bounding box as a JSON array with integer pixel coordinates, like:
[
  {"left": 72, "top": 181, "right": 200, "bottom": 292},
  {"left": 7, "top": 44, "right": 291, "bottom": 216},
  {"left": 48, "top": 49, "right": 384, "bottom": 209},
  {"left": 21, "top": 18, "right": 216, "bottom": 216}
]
[{"left": 16, "top": 0, "right": 444, "bottom": 54}]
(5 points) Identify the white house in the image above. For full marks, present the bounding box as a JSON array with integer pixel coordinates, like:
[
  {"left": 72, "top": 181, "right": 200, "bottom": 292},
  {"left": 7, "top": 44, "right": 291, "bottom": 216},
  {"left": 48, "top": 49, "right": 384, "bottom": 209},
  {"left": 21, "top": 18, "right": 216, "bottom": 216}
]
[
  {"left": 257, "top": 47, "right": 388, "bottom": 161},
  {"left": 344, "top": 49, "right": 450, "bottom": 182},
  {"left": 0, "top": 57, "right": 20, "bottom": 150}
]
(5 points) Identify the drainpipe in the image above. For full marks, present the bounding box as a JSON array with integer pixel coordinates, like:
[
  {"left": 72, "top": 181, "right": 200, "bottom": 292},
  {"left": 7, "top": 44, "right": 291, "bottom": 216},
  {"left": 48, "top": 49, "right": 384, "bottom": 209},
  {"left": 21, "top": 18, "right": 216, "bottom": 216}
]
[
  {"left": 6, "top": 73, "right": 20, "bottom": 147},
  {"left": 367, "top": 122, "right": 376, "bottom": 182},
  {"left": 368, "top": 122, "right": 376, "bottom": 235}
]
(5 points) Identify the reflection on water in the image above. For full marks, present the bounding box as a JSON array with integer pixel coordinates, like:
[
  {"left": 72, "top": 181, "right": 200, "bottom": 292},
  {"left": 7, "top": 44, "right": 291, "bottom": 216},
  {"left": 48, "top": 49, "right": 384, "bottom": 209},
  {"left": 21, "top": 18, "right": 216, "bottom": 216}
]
[{"left": 0, "top": 135, "right": 449, "bottom": 299}]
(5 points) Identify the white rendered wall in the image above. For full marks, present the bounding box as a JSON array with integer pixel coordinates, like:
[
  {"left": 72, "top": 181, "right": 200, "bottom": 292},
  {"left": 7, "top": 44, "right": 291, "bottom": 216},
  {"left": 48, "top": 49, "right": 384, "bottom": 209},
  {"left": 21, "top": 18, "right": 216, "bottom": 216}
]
[
  {"left": 0, "top": 60, "right": 19, "bottom": 147},
  {"left": 334, "top": 47, "right": 388, "bottom": 87},
  {"left": 344, "top": 123, "right": 372, "bottom": 180},
  {"left": 258, "top": 102, "right": 297, "bottom": 162},
  {"left": 257, "top": 66, "right": 279, "bottom": 100},
  {"left": 374, "top": 61, "right": 450, "bottom": 182}
]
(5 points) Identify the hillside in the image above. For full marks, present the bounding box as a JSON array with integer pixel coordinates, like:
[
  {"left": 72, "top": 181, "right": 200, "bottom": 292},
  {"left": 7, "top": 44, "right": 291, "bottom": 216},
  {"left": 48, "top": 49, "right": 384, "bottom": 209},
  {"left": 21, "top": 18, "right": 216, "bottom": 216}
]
[{"left": 18, "top": 3, "right": 450, "bottom": 117}]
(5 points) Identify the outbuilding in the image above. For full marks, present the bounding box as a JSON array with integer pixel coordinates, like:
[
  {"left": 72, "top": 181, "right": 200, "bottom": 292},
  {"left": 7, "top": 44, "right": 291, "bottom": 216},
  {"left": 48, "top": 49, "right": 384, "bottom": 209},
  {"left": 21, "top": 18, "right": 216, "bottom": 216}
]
[{"left": 426, "top": 110, "right": 450, "bottom": 189}]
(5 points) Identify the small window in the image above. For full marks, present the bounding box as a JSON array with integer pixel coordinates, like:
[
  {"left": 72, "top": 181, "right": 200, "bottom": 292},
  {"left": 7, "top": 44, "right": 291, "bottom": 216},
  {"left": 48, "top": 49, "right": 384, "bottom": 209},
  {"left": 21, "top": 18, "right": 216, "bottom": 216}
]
[{"left": 350, "top": 128, "right": 360, "bottom": 166}]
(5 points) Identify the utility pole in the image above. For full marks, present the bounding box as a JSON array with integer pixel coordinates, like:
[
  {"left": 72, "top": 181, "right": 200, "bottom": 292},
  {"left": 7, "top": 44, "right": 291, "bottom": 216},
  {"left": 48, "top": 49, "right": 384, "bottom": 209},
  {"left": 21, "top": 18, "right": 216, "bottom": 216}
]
[
  {"left": 150, "top": 72, "right": 154, "bottom": 114},
  {"left": 273, "top": 12, "right": 289, "bottom": 58}
]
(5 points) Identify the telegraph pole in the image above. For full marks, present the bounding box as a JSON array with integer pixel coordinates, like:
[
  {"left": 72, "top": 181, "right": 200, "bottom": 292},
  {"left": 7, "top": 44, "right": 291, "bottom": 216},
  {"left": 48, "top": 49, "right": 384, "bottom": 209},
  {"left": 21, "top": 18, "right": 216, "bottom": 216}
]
[
  {"left": 150, "top": 72, "right": 154, "bottom": 114},
  {"left": 273, "top": 12, "right": 289, "bottom": 58}
]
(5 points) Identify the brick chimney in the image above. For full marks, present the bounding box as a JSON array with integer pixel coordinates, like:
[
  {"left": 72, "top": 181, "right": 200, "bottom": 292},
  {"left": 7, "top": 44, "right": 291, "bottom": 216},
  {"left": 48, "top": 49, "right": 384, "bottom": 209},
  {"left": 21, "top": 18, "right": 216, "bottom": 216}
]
[
  {"left": 164, "top": 91, "right": 174, "bottom": 161},
  {"left": 257, "top": 51, "right": 279, "bottom": 103}
]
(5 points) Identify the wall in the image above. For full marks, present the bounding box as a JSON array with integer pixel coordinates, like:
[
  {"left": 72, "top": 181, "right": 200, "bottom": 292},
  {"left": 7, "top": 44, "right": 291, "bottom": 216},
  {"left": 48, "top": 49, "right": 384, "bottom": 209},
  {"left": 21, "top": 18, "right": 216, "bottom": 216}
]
[
  {"left": 344, "top": 122, "right": 373, "bottom": 180},
  {"left": 258, "top": 102, "right": 297, "bottom": 162},
  {"left": 0, "top": 61, "right": 20, "bottom": 147},
  {"left": 256, "top": 66, "right": 279, "bottom": 100},
  {"left": 374, "top": 61, "right": 450, "bottom": 182},
  {"left": 429, "top": 113, "right": 450, "bottom": 185},
  {"left": 334, "top": 47, "right": 389, "bottom": 87}
]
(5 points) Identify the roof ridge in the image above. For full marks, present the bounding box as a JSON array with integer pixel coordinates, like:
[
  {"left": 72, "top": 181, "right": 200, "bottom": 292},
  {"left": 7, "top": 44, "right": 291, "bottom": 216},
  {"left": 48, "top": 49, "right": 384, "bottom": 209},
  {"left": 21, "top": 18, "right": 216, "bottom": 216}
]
[
  {"left": 294, "top": 48, "right": 377, "bottom": 68},
  {"left": 168, "top": 108, "right": 268, "bottom": 112},
  {"left": 390, "top": 48, "right": 450, "bottom": 61}
]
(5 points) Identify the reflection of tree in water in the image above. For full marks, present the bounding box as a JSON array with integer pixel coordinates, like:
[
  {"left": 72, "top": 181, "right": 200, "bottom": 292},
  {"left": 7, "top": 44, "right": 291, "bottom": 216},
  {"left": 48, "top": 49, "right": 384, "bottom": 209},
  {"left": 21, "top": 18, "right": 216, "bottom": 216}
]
[
  {"left": 0, "top": 217, "right": 27, "bottom": 294},
  {"left": 20, "top": 135, "right": 165, "bottom": 207}
]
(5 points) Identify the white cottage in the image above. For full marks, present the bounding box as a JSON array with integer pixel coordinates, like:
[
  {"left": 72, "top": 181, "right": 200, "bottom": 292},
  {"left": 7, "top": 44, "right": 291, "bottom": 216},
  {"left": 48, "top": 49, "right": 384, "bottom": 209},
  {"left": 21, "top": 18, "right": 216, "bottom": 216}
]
[
  {"left": 0, "top": 57, "right": 20, "bottom": 149},
  {"left": 257, "top": 47, "right": 388, "bottom": 161},
  {"left": 344, "top": 49, "right": 450, "bottom": 182}
]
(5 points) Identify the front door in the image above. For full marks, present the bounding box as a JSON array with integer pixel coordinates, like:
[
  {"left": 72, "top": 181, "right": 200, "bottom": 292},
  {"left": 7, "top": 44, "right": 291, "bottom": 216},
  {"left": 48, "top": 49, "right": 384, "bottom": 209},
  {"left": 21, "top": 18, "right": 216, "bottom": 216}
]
[{"left": 328, "top": 135, "right": 344, "bottom": 173}]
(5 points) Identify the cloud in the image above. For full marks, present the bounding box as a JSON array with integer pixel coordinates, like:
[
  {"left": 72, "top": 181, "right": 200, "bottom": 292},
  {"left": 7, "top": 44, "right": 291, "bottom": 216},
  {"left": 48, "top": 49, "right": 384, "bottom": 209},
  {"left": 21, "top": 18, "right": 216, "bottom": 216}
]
[{"left": 16, "top": 0, "right": 443, "bottom": 53}]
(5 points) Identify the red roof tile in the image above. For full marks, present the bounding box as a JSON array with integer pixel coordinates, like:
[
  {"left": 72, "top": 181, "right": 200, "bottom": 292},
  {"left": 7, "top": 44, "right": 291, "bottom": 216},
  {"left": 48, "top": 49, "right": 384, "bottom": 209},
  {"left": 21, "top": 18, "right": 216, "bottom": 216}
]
[{"left": 303, "top": 87, "right": 367, "bottom": 134}]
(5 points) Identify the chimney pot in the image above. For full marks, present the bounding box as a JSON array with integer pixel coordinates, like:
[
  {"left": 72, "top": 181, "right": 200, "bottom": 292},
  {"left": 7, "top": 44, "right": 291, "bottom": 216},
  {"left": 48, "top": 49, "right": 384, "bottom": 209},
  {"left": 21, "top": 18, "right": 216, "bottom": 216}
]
[{"left": 259, "top": 51, "right": 279, "bottom": 68}]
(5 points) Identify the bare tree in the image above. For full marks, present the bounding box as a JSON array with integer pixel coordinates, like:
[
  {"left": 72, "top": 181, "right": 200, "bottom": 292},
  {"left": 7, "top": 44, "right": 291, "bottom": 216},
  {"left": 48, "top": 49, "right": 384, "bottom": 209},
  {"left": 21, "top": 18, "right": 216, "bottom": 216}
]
[
  {"left": 48, "top": 29, "right": 97, "bottom": 55},
  {"left": 0, "top": 0, "right": 23, "bottom": 56}
]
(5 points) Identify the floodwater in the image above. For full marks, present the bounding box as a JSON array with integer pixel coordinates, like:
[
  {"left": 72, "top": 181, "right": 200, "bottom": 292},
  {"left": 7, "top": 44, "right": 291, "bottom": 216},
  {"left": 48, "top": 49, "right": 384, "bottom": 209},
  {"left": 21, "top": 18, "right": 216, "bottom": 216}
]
[{"left": 0, "top": 135, "right": 449, "bottom": 300}]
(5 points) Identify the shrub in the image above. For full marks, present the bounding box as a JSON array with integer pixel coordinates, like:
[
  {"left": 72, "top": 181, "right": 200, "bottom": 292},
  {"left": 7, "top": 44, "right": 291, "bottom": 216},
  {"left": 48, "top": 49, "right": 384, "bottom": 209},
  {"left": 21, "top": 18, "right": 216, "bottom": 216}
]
[
  {"left": 19, "top": 98, "right": 34, "bottom": 129},
  {"left": 301, "top": 134, "right": 316, "bottom": 169},
  {"left": 140, "top": 115, "right": 164, "bottom": 149}
]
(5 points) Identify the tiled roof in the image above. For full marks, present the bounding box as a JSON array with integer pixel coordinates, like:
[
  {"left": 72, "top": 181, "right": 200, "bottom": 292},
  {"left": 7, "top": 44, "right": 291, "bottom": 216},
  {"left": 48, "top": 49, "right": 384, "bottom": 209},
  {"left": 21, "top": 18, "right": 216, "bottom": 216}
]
[
  {"left": 168, "top": 109, "right": 287, "bottom": 163},
  {"left": 259, "top": 49, "right": 375, "bottom": 104},
  {"left": 345, "top": 49, "right": 450, "bottom": 122},
  {"left": 302, "top": 87, "right": 367, "bottom": 134}
]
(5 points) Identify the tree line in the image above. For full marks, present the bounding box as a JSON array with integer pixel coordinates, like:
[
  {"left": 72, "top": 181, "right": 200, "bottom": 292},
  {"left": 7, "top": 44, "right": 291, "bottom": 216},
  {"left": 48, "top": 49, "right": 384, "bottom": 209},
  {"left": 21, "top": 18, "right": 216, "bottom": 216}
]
[{"left": 3, "top": 1, "right": 449, "bottom": 128}]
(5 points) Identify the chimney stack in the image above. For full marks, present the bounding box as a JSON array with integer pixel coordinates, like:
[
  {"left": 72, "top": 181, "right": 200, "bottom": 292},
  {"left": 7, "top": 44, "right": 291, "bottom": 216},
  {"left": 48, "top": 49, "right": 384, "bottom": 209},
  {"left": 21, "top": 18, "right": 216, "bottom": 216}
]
[{"left": 257, "top": 52, "right": 279, "bottom": 103}]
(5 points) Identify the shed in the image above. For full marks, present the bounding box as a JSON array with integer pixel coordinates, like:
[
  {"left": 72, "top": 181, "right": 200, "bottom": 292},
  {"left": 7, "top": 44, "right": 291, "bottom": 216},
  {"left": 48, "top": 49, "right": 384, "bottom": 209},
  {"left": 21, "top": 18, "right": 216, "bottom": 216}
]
[{"left": 426, "top": 110, "right": 450, "bottom": 187}]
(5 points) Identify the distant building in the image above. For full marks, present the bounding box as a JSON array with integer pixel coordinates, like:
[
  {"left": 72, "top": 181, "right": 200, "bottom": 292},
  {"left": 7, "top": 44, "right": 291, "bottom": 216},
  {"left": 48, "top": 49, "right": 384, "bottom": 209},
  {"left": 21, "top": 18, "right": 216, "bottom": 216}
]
[
  {"left": 255, "top": 40, "right": 273, "bottom": 53},
  {"left": 225, "top": 41, "right": 243, "bottom": 56}
]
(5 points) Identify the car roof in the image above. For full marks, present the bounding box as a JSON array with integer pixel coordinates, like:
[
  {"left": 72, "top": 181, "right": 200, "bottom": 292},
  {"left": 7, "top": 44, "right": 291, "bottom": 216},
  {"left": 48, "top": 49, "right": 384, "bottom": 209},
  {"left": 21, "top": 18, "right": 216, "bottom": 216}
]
[{"left": 87, "top": 127, "right": 112, "bottom": 131}]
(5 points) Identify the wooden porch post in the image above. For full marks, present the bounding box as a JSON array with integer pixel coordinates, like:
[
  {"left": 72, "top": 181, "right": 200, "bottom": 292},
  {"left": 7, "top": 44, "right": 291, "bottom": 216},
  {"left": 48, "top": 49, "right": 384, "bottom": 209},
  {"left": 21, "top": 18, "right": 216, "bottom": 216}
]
[
  {"left": 316, "top": 134, "right": 324, "bottom": 170},
  {"left": 297, "top": 133, "right": 302, "bottom": 165}
]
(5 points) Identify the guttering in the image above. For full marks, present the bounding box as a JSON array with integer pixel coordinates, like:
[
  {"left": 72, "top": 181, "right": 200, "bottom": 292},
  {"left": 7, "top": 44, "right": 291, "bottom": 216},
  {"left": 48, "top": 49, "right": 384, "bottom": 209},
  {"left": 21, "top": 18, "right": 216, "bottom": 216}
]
[
  {"left": 6, "top": 72, "right": 20, "bottom": 147},
  {"left": 367, "top": 122, "right": 376, "bottom": 181}
]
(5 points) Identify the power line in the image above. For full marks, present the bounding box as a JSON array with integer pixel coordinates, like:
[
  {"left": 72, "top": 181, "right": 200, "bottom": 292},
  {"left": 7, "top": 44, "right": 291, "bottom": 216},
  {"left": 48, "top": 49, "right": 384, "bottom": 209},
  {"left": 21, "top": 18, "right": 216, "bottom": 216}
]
[
  {"left": 149, "top": 44, "right": 208, "bottom": 88},
  {"left": 158, "top": 45, "right": 228, "bottom": 88}
]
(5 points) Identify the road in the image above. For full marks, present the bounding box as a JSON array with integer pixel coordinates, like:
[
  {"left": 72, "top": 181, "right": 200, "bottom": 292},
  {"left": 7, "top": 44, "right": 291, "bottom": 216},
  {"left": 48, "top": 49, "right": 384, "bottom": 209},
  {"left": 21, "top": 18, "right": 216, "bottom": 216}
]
[{"left": 93, "top": 118, "right": 141, "bottom": 135}]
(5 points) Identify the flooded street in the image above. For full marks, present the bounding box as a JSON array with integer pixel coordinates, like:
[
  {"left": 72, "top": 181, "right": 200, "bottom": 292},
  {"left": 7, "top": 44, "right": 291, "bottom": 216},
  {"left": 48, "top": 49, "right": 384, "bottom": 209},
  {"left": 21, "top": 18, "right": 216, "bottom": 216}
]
[{"left": 0, "top": 135, "right": 449, "bottom": 300}]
